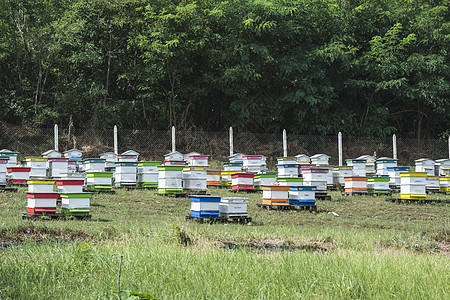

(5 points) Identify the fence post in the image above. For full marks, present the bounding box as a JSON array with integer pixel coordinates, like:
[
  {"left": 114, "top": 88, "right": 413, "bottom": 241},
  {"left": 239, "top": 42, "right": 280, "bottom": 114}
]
[
  {"left": 172, "top": 126, "right": 176, "bottom": 152},
  {"left": 338, "top": 132, "right": 342, "bottom": 166},
  {"left": 229, "top": 127, "right": 233, "bottom": 157},
  {"left": 283, "top": 129, "right": 287, "bottom": 157},
  {"left": 393, "top": 134, "right": 397, "bottom": 160},
  {"left": 54, "top": 124, "right": 58, "bottom": 151},
  {"left": 114, "top": 125, "right": 118, "bottom": 156}
]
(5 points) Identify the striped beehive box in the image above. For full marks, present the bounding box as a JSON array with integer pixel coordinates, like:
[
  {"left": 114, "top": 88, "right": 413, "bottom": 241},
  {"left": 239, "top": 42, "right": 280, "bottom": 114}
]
[
  {"left": 27, "top": 192, "right": 59, "bottom": 215},
  {"left": 261, "top": 185, "right": 290, "bottom": 206},
  {"left": 24, "top": 157, "right": 48, "bottom": 179},
  {"left": 0, "top": 149, "right": 19, "bottom": 167},
  {"left": 55, "top": 179, "right": 85, "bottom": 193},
  {"left": 301, "top": 168, "right": 327, "bottom": 191},
  {"left": 276, "top": 177, "right": 303, "bottom": 187},
  {"left": 387, "top": 167, "right": 410, "bottom": 187},
  {"left": 376, "top": 158, "right": 398, "bottom": 176},
  {"left": 344, "top": 177, "right": 368, "bottom": 194},
  {"left": 426, "top": 176, "right": 440, "bottom": 192},
  {"left": 114, "top": 162, "right": 138, "bottom": 187},
  {"left": 367, "top": 176, "right": 390, "bottom": 194},
  {"left": 439, "top": 177, "right": 450, "bottom": 192},
  {"left": 332, "top": 166, "right": 353, "bottom": 185},
  {"left": 254, "top": 173, "right": 277, "bottom": 190},
  {"left": 85, "top": 172, "right": 113, "bottom": 191},
  {"left": 60, "top": 192, "right": 92, "bottom": 215},
  {"left": 219, "top": 197, "right": 248, "bottom": 218},
  {"left": 0, "top": 157, "right": 9, "bottom": 186},
  {"left": 7, "top": 167, "right": 31, "bottom": 185},
  {"left": 206, "top": 170, "right": 221, "bottom": 186},
  {"left": 190, "top": 195, "right": 221, "bottom": 218},
  {"left": 400, "top": 172, "right": 427, "bottom": 199},
  {"left": 158, "top": 165, "right": 183, "bottom": 194},
  {"left": 289, "top": 186, "right": 316, "bottom": 206},
  {"left": 137, "top": 162, "right": 160, "bottom": 188},
  {"left": 231, "top": 173, "right": 254, "bottom": 191},
  {"left": 242, "top": 155, "right": 267, "bottom": 173},
  {"left": 221, "top": 170, "right": 238, "bottom": 186},
  {"left": 48, "top": 158, "right": 69, "bottom": 178},
  {"left": 183, "top": 167, "right": 207, "bottom": 191},
  {"left": 187, "top": 155, "right": 209, "bottom": 167}
]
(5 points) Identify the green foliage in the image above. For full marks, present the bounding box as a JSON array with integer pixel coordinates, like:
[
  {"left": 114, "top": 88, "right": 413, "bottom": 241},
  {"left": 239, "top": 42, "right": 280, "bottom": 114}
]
[{"left": 0, "top": 0, "right": 448, "bottom": 137}]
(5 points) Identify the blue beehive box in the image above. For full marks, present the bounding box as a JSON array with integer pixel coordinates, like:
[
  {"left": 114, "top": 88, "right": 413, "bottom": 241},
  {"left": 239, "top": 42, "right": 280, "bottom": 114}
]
[
  {"left": 290, "top": 186, "right": 317, "bottom": 191},
  {"left": 289, "top": 199, "right": 316, "bottom": 206},
  {"left": 190, "top": 195, "right": 221, "bottom": 218}
]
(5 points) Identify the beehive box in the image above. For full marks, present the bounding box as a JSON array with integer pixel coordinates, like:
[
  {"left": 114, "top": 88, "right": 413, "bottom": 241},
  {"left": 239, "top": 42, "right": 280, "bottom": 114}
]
[
  {"left": 117, "top": 155, "right": 138, "bottom": 162},
  {"left": 295, "top": 154, "right": 310, "bottom": 164},
  {"left": 187, "top": 155, "right": 209, "bottom": 167},
  {"left": 100, "top": 152, "right": 117, "bottom": 168},
  {"left": 83, "top": 159, "right": 106, "bottom": 172},
  {"left": 242, "top": 155, "right": 267, "bottom": 173},
  {"left": 387, "top": 166, "right": 410, "bottom": 187},
  {"left": 27, "top": 192, "right": 59, "bottom": 214},
  {"left": 277, "top": 157, "right": 297, "bottom": 165},
  {"left": 439, "top": 177, "right": 450, "bottom": 192},
  {"left": 367, "top": 176, "right": 390, "bottom": 193},
  {"left": 0, "top": 149, "right": 19, "bottom": 167},
  {"left": 42, "top": 150, "right": 62, "bottom": 158},
  {"left": 415, "top": 159, "right": 435, "bottom": 176},
  {"left": 332, "top": 166, "right": 353, "bottom": 185},
  {"left": 0, "top": 157, "right": 8, "bottom": 185},
  {"left": 254, "top": 173, "right": 277, "bottom": 190},
  {"left": 48, "top": 158, "right": 69, "bottom": 178},
  {"left": 344, "top": 177, "right": 368, "bottom": 193},
  {"left": 190, "top": 195, "right": 221, "bottom": 218},
  {"left": 27, "top": 180, "right": 55, "bottom": 193},
  {"left": 158, "top": 165, "right": 183, "bottom": 193},
  {"left": 276, "top": 177, "right": 303, "bottom": 187},
  {"left": 115, "top": 162, "right": 138, "bottom": 186},
  {"left": 231, "top": 173, "right": 254, "bottom": 190},
  {"left": 310, "top": 154, "right": 330, "bottom": 166},
  {"left": 315, "top": 166, "right": 333, "bottom": 185},
  {"left": 7, "top": 167, "right": 31, "bottom": 184},
  {"left": 376, "top": 158, "right": 398, "bottom": 176},
  {"left": 64, "top": 149, "right": 83, "bottom": 162},
  {"left": 277, "top": 164, "right": 298, "bottom": 178},
  {"left": 400, "top": 172, "right": 427, "bottom": 199},
  {"left": 183, "top": 167, "right": 207, "bottom": 191},
  {"left": 164, "top": 151, "right": 183, "bottom": 162},
  {"left": 228, "top": 153, "right": 246, "bottom": 163},
  {"left": 220, "top": 171, "right": 238, "bottom": 186},
  {"left": 261, "top": 185, "right": 289, "bottom": 206},
  {"left": 289, "top": 186, "right": 316, "bottom": 204},
  {"left": 164, "top": 160, "right": 187, "bottom": 166},
  {"left": 55, "top": 179, "right": 85, "bottom": 193},
  {"left": 223, "top": 163, "right": 243, "bottom": 172},
  {"left": 426, "top": 176, "right": 440, "bottom": 191},
  {"left": 302, "top": 168, "right": 328, "bottom": 181},
  {"left": 435, "top": 159, "right": 450, "bottom": 176},
  {"left": 85, "top": 172, "right": 113, "bottom": 190},
  {"left": 219, "top": 197, "right": 248, "bottom": 217},
  {"left": 60, "top": 193, "right": 92, "bottom": 210},
  {"left": 137, "top": 162, "right": 160, "bottom": 187},
  {"left": 346, "top": 159, "right": 366, "bottom": 177},
  {"left": 25, "top": 157, "right": 48, "bottom": 178},
  {"left": 206, "top": 170, "right": 221, "bottom": 186}
]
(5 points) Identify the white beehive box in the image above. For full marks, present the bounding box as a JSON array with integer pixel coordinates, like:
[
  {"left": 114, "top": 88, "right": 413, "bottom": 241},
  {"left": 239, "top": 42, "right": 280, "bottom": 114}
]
[
  {"left": 310, "top": 154, "right": 330, "bottom": 166},
  {"left": 55, "top": 179, "right": 85, "bottom": 193},
  {"left": 158, "top": 178, "right": 183, "bottom": 188},
  {"left": 400, "top": 172, "right": 427, "bottom": 199},
  {"left": 346, "top": 159, "right": 366, "bottom": 177},
  {"left": 27, "top": 180, "right": 55, "bottom": 193},
  {"left": 219, "top": 197, "right": 248, "bottom": 216},
  {"left": 263, "top": 188, "right": 289, "bottom": 199},
  {"left": 289, "top": 186, "right": 316, "bottom": 200},
  {"left": 302, "top": 168, "right": 328, "bottom": 181},
  {"left": 60, "top": 193, "right": 92, "bottom": 209},
  {"left": 164, "top": 151, "right": 184, "bottom": 162},
  {"left": 435, "top": 159, "right": 450, "bottom": 176},
  {"left": 376, "top": 158, "right": 398, "bottom": 176},
  {"left": 0, "top": 157, "right": 8, "bottom": 184},
  {"left": 277, "top": 164, "right": 298, "bottom": 177},
  {"left": 184, "top": 152, "right": 201, "bottom": 161},
  {"left": 231, "top": 174, "right": 254, "bottom": 186},
  {"left": 188, "top": 155, "right": 209, "bottom": 167},
  {"left": 122, "top": 149, "right": 139, "bottom": 157},
  {"left": 27, "top": 193, "right": 58, "bottom": 208},
  {"left": 64, "top": 149, "right": 83, "bottom": 160},
  {"left": 228, "top": 153, "right": 246, "bottom": 163},
  {"left": 426, "top": 176, "right": 440, "bottom": 190},
  {"left": 100, "top": 152, "right": 117, "bottom": 168},
  {"left": 415, "top": 159, "right": 435, "bottom": 176},
  {"left": 332, "top": 166, "right": 353, "bottom": 185},
  {"left": 303, "top": 180, "right": 327, "bottom": 191},
  {"left": 83, "top": 159, "right": 106, "bottom": 172},
  {"left": 42, "top": 150, "right": 62, "bottom": 158},
  {"left": 387, "top": 167, "right": 410, "bottom": 186},
  {"left": 242, "top": 155, "right": 266, "bottom": 167},
  {"left": 344, "top": 179, "right": 368, "bottom": 189},
  {"left": 295, "top": 154, "right": 310, "bottom": 164},
  {"left": 48, "top": 158, "right": 69, "bottom": 178}
]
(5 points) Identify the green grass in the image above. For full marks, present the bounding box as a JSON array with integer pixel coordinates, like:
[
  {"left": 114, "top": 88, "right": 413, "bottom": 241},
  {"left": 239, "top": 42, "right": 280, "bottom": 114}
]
[{"left": 0, "top": 187, "right": 449, "bottom": 299}]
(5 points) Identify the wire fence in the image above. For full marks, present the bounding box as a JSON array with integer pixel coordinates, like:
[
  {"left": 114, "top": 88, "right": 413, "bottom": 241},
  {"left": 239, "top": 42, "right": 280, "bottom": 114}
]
[{"left": 0, "top": 126, "right": 448, "bottom": 166}]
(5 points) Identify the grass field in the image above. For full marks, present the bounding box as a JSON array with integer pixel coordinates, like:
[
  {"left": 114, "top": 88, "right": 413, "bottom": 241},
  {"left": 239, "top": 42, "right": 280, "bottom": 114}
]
[{"left": 0, "top": 187, "right": 449, "bottom": 299}]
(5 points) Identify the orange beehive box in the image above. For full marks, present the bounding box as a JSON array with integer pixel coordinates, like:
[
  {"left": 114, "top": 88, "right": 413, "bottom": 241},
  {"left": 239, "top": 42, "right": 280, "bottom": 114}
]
[
  {"left": 262, "top": 199, "right": 289, "bottom": 206},
  {"left": 345, "top": 188, "right": 367, "bottom": 193},
  {"left": 207, "top": 181, "right": 220, "bottom": 186},
  {"left": 261, "top": 185, "right": 290, "bottom": 191}
]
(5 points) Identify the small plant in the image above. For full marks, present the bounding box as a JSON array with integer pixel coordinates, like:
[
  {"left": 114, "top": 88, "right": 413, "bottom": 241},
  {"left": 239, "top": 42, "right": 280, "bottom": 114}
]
[{"left": 171, "top": 225, "right": 192, "bottom": 246}]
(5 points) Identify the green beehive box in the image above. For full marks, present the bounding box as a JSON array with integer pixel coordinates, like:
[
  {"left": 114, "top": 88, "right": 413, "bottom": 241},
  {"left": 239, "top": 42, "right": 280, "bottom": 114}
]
[
  {"left": 61, "top": 208, "right": 90, "bottom": 215},
  {"left": 158, "top": 188, "right": 183, "bottom": 194},
  {"left": 86, "top": 172, "right": 113, "bottom": 178}
]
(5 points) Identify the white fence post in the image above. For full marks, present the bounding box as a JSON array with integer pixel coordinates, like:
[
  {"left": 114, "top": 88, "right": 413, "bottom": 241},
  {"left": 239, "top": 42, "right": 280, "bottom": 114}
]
[
  {"left": 283, "top": 129, "right": 287, "bottom": 157},
  {"left": 338, "top": 132, "right": 342, "bottom": 166},
  {"left": 393, "top": 134, "right": 397, "bottom": 160},
  {"left": 54, "top": 124, "right": 58, "bottom": 151},
  {"left": 229, "top": 127, "right": 234, "bottom": 157},
  {"left": 114, "top": 125, "right": 118, "bottom": 155},
  {"left": 172, "top": 126, "right": 176, "bottom": 152}
]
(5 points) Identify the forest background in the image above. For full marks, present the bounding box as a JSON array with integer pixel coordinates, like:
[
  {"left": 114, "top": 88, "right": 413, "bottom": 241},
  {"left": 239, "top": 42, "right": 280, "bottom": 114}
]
[{"left": 0, "top": 0, "right": 448, "bottom": 140}]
